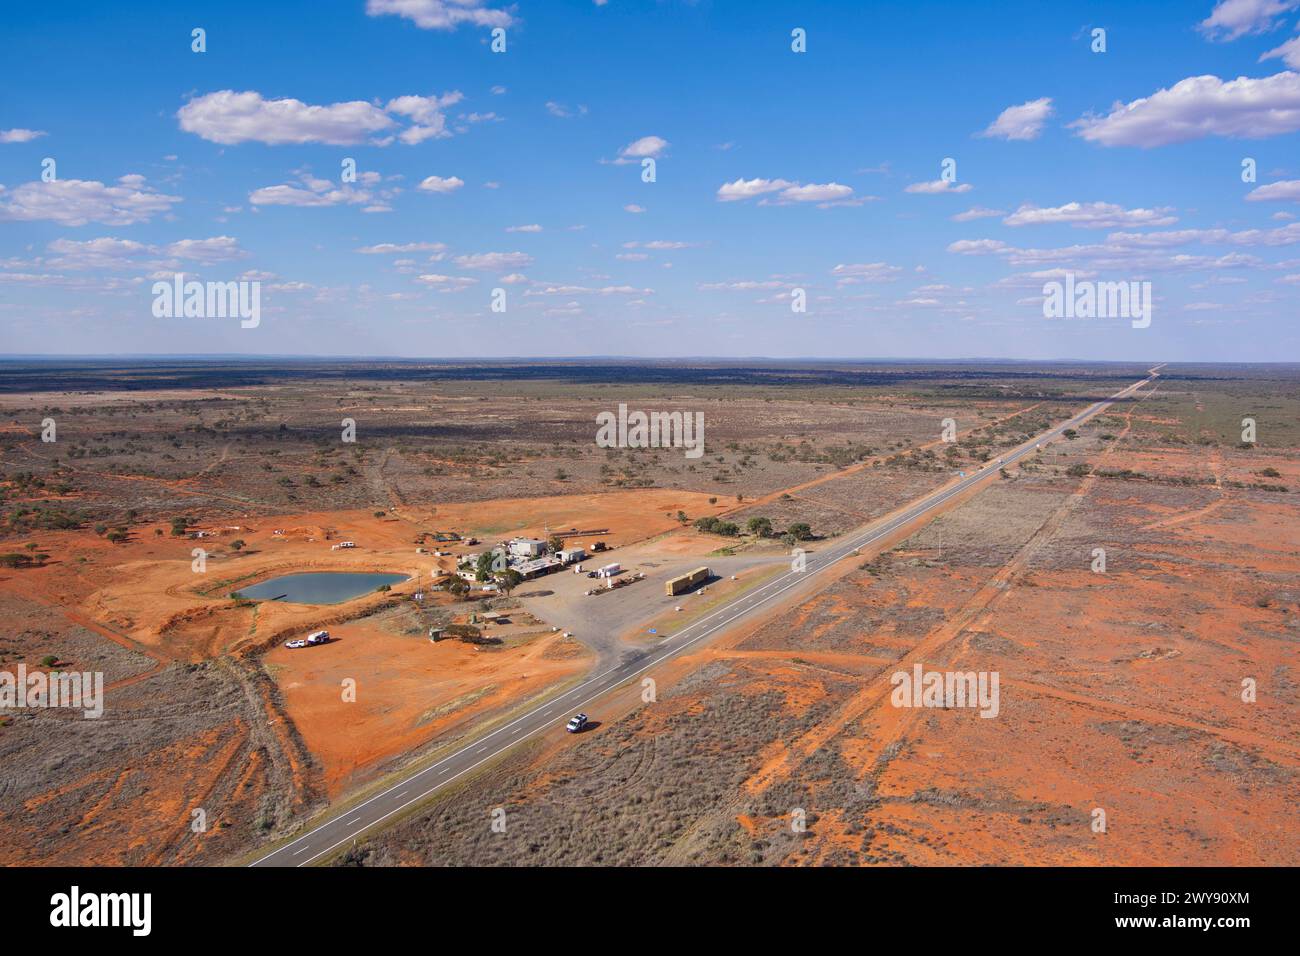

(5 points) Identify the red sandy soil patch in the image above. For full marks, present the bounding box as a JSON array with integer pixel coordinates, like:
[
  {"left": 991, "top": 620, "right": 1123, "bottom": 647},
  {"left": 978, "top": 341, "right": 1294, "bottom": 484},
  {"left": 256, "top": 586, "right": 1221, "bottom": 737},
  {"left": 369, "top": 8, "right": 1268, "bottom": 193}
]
[
  {"left": 721, "top": 444, "right": 1298, "bottom": 864},
  {"left": 265, "top": 624, "right": 591, "bottom": 796},
  {"left": 0, "top": 716, "right": 262, "bottom": 867},
  {"left": 397, "top": 488, "right": 729, "bottom": 548}
]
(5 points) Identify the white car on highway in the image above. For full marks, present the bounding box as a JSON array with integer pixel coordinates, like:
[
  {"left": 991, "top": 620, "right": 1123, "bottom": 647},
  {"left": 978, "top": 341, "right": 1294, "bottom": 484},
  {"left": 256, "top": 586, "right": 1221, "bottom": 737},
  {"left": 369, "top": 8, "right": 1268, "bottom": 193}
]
[{"left": 566, "top": 713, "right": 589, "bottom": 733}]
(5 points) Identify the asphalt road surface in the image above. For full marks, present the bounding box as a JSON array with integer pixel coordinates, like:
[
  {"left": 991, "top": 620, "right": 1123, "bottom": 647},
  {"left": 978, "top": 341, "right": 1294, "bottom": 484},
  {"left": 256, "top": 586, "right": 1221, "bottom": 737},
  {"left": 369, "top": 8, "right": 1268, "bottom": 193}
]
[{"left": 250, "top": 370, "right": 1157, "bottom": 866}]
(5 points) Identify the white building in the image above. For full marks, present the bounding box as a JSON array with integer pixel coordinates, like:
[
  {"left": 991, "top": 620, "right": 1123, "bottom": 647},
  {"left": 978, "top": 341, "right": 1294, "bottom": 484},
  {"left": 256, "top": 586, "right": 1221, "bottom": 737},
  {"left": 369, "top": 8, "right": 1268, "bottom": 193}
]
[{"left": 509, "top": 538, "right": 546, "bottom": 558}]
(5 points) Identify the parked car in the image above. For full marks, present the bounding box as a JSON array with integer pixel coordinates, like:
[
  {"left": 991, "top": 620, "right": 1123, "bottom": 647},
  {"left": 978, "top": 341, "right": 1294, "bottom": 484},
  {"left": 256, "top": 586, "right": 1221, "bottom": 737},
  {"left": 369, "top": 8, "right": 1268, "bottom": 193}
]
[
  {"left": 284, "top": 638, "right": 307, "bottom": 649},
  {"left": 565, "top": 713, "right": 589, "bottom": 733},
  {"left": 306, "top": 630, "right": 330, "bottom": 645}
]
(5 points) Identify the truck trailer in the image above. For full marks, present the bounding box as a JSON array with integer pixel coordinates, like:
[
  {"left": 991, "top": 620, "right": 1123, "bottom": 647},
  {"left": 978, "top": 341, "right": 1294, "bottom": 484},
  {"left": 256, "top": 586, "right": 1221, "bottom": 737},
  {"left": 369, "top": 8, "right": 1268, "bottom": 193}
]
[{"left": 665, "top": 566, "right": 710, "bottom": 596}]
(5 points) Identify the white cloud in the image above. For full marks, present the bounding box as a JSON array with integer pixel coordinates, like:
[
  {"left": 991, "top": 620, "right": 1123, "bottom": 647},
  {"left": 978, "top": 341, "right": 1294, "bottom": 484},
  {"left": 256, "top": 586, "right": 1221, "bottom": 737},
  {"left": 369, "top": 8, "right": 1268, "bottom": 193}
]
[
  {"left": 948, "top": 239, "right": 1010, "bottom": 255},
  {"left": 951, "top": 206, "right": 1006, "bottom": 222},
  {"left": 716, "top": 177, "right": 864, "bottom": 206},
  {"left": 0, "top": 175, "right": 180, "bottom": 226},
  {"left": 179, "top": 90, "right": 394, "bottom": 145},
  {"left": 779, "top": 182, "right": 853, "bottom": 203},
  {"left": 386, "top": 92, "right": 463, "bottom": 144},
  {"left": 365, "top": 0, "right": 514, "bottom": 30},
  {"left": 506, "top": 223, "right": 542, "bottom": 232},
  {"left": 1072, "top": 72, "right": 1300, "bottom": 147},
  {"left": 415, "top": 273, "right": 478, "bottom": 290},
  {"left": 161, "top": 236, "right": 247, "bottom": 263},
  {"left": 830, "top": 262, "right": 903, "bottom": 282},
  {"left": 716, "top": 177, "right": 794, "bottom": 201},
  {"left": 1246, "top": 179, "right": 1300, "bottom": 201},
  {"left": 43, "top": 237, "right": 152, "bottom": 269},
  {"left": 621, "top": 136, "right": 667, "bottom": 157},
  {"left": 0, "top": 128, "right": 46, "bottom": 144},
  {"left": 979, "top": 97, "right": 1054, "bottom": 141},
  {"left": 546, "top": 101, "right": 588, "bottom": 119},
  {"left": 453, "top": 251, "right": 533, "bottom": 270},
  {"left": 418, "top": 175, "right": 465, "bottom": 193},
  {"left": 624, "top": 240, "right": 693, "bottom": 250},
  {"left": 0, "top": 272, "right": 65, "bottom": 285},
  {"left": 698, "top": 279, "right": 794, "bottom": 291},
  {"left": 624, "top": 203, "right": 646, "bottom": 213},
  {"left": 1003, "top": 201, "right": 1178, "bottom": 229},
  {"left": 527, "top": 284, "right": 652, "bottom": 296},
  {"left": 179, "top": 89, "right": 470, "bottom": 147},
  {"left": 607, "top": 135, "right": 668, "bottom": 164},
  {"left": 355, "top": 241, "right": 447, "bottom": 255},
  {"left": 1199, "top": 0, "right": 1299, "bottom": 41},
  {"left": 1261, "top": 29, "right": 1300, "bottom": 67},
  {"left": 905, "top": 179, "right": 972, "bottom": 194},
  {"left": 946, "top": 221, "right": 1300, "bottom": 276},
  {"left": 250, "top": 182, "right": 371, "bottom": 207},
  {"left": 41, "top": 235, "right": 247, "bottom": 270}
]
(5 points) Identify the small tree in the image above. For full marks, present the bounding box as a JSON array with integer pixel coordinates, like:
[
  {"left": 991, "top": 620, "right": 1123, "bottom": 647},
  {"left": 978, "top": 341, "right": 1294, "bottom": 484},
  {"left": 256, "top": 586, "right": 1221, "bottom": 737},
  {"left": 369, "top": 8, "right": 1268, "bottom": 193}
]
[
  {"left": 230, "top": 539, "right": 246, "bottom": 551},
  {"left": 787, "top": 522, "right": 813, "bottom": 541},
  {"left": 746, "top": 516, "right": 773, "bottom": 538},
  {"left": 495, "top": 568, "right": 523, "bottom": 597}
]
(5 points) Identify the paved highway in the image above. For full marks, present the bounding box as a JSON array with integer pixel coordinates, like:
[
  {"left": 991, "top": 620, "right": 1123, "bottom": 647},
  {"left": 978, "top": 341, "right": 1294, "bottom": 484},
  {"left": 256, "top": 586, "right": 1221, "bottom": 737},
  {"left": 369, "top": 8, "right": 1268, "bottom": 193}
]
[{"left": 250, "top": 370, "right": 1157, "bottom": 866}]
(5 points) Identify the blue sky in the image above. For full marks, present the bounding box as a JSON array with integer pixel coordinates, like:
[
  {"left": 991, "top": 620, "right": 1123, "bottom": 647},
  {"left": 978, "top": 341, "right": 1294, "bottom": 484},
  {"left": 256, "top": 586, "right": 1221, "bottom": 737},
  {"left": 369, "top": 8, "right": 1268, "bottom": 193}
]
[{"left": 3, "top": 0, "right": 1300, "bottom": 361}]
